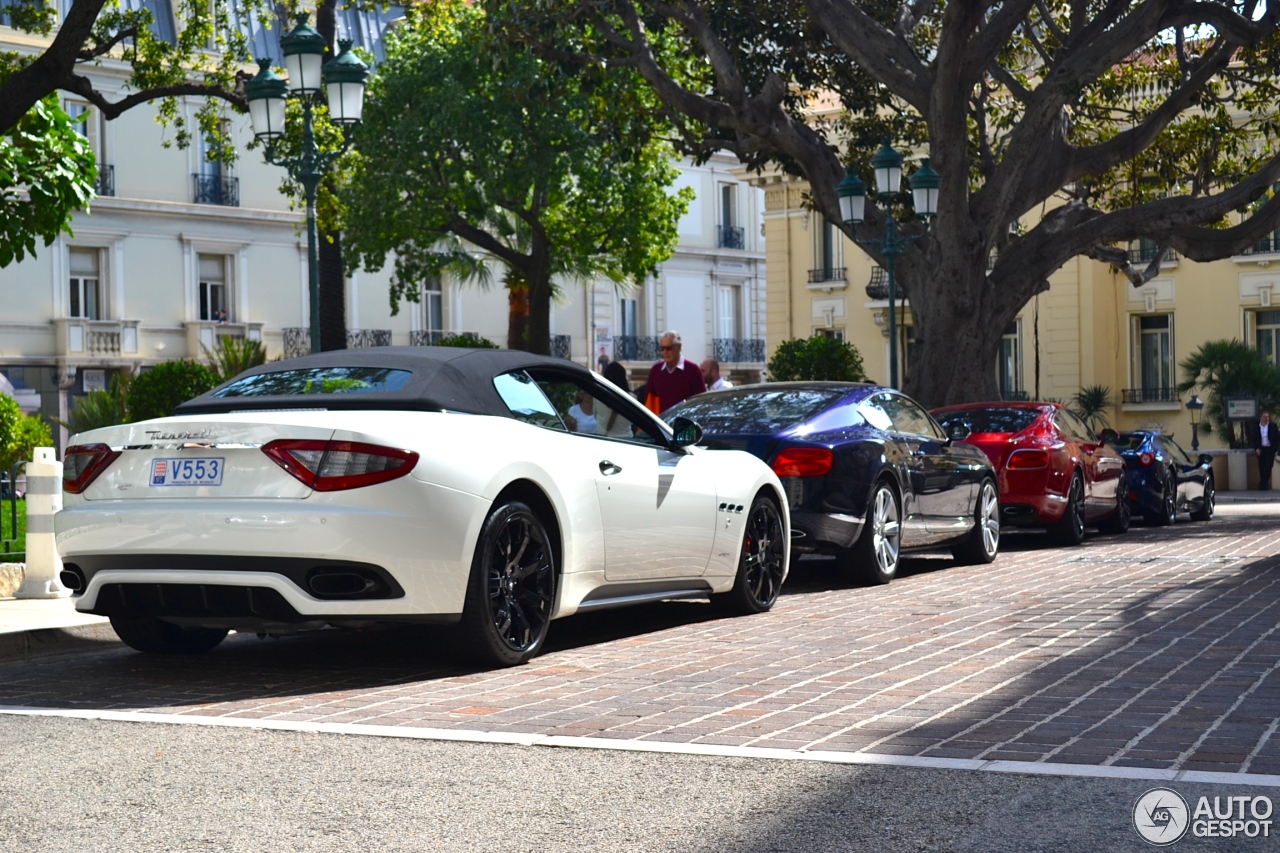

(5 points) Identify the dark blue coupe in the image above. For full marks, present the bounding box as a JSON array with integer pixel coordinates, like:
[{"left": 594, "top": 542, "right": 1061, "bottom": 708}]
[
  {"left": 1103, "top": 430, "right": 1215, "bottom": 525},
  {"left": 663, "top": 383, "right": 1000, "bottom": 584}
]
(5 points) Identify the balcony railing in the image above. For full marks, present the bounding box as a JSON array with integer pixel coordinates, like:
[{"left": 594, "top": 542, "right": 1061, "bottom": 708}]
[
  {"left": 808, "top": 267, "right": 847, "bottom": 284},
  {"left": 865, "top": 266, "right": 888, "bottom": 300},
  {"left": 712, "top": 338, "right": 766, "bottom": 364},
  {"left": 55, "top": 318, "right": 142, "bottom": 358},
  {"left": 1122, "top": 387, "right": 1179, "bottom": 404},
  {"left": 615, "top": 335, "right": 661, "bottom": 362},
  {"left": 283, "top": 327, "right": 391, "bottom": 358},
  {"left": 551, "top": 334, "right": 572, "bottom": 360},
  {"left": 95, "top": 164, "right": 115, "bottom": 197},
  {"left": 283, "top": 327, "right": 310, "bottom": 359},
  {"left": 348, "top": 329, "right": 391, "bottom": 349},
  {"left": 717, "top": 224, "right": 745, "bottom": 250},
  {"left": 1128, "top": 242, "right": 1178, "bottom": 264},
  {"left": 1241, "top": 232, "right": 1280, "bottom": 256},
  {"left": 193, "top": 174, "right": 239, "bottom": 206}
]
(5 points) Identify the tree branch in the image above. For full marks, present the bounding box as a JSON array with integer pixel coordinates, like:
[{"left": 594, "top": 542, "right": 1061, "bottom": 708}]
[{"left": 802, "top": 0, "right": 931, "bottom": 112}]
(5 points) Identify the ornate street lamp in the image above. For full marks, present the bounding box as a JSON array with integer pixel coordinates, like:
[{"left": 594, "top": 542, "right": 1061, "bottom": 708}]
[
  {"left": 837, "top": 141, "right": 939, "bottom": 389},
  {"left": 1187, "top": 393, "right": 1205, "bottom": 451},
  {"left": 245, "top": 17, "right": 368, "bottom": 354}
]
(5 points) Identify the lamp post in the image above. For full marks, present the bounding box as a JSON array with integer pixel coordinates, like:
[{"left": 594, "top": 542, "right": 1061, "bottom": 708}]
[
  {"left": 1187, "top": 393, "right": 1204, "bottom": 451},
  {"left": 245, "top": 15, "right": 368, "bottom": 354},
  {"left": 837, "top": 140, "right": 939, "bottom": 389}
]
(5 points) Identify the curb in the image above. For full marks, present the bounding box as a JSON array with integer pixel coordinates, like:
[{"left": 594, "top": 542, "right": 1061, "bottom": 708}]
[
  {"left": 0, "top": 622, "right": 120, "bottom": 665},
  {"left": 0, "top": 563, "right": 21, "bottom": 598}
]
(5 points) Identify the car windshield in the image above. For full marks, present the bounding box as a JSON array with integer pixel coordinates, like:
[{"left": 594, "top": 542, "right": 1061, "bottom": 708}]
[
  {"left": 1112, "top": 433, "right": 1151, "bottom": 450},
  {"left": 664, "top": 388, "right": 849, "bottom": 434},
  {"left": 213, "top": 367, "right": 413, "bottom": 397},
  {"left": 934, "top": 407, "right": 1041, "bottom": 434}
]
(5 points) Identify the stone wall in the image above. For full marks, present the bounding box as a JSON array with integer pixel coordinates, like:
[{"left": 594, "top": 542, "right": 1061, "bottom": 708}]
[{"left": 0, "top": 563, "right": 22, "bottom": 598}]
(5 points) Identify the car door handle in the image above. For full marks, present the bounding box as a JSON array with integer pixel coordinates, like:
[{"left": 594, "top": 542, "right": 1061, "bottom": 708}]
[{"left": 599, "top": 460, "right": 622, "bottom": 476}]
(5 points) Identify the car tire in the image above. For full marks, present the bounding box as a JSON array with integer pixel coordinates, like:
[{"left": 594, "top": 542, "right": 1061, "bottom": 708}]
[
  {"left": 715, "top": 495, "right": 786, "bottom": 615},
  {"left": 1098, "top": 472, "right": 1131, "bottom": 535},
  {"left": 1048, "top": 472, "right": 1086, "bottom": 546},
  {"left": 848, "top": 480, "right": 901, "bottom": 585},
  {"left": 456, "top": 500, "right": 557, "bottom": 667},
  {"left": 109, "top": 616, "right": 228, "bottom": 655},
  {"left": 1190, "top": 474, "right": 1215, "bottom": 522},
  {"left": 1147, "top": 469, "right": 1177, "bottom": 526},
  {"left": 953, "top": 479, "right": 1000, "bottom": 565}
]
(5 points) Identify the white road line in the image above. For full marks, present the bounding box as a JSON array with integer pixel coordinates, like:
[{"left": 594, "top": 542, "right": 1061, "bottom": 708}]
[{"left": 2, "top": 704, "right": 1278, "bottom": 788}]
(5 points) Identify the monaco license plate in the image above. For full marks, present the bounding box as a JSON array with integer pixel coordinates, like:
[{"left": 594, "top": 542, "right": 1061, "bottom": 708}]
[{"left": 150, "top": 457, "right": 225, "bottom": 487}]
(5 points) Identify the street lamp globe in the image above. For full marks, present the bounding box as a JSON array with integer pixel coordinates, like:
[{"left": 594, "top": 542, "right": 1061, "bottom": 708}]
[
  {"left": 1187, "top": 394, "right": 1203, "bottom": 424},
  {"left": 322, "top": 40, "right": 370, "bottom": 125},
  {"left": 871, "top": 139, "right": 904, "bottom": 197},
  {"left": 280, "top": 13, "right": 327, "bottom": 96},
  {"left": 837, "top": 167, "right": 866, "bottom": 225},
  {"left": 910, "top": 157, "right": 940, "bottom": 219},
  {"left": 244, "top": 59, "right": 288, "bottom": 140}
]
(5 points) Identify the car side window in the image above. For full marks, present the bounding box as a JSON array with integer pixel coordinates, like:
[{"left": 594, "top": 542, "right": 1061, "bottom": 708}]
[
  {"left": 1065, "top": 411, "right": 1097, "bottom": 443},
  {"left": 857, "top": 396, "right": 894, "bottom": 431},
  {"left": 525, "top": 368, "right": 668, "bottom": 447},
  {"left": 493, "top": 371, "right": 567, "bottom": 431},
  {"left": 880, "top": 392, "right": 942, "bottom": 439},
  {"left": 1164, "top": 438, "right": 1191, "bottom": 466},
  {"left": 1055, "top": 411, "right": 1091, "bottom": 443}
]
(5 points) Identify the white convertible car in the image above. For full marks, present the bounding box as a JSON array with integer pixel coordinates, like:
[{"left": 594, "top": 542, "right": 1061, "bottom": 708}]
[{"left": 55, "top": 347, "right": 790, "bottom": 666}]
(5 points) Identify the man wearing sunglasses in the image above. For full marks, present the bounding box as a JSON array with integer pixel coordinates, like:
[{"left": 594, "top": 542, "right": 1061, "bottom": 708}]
[{"left": 644, "top": 330, "right": 706, "bottom": 414}]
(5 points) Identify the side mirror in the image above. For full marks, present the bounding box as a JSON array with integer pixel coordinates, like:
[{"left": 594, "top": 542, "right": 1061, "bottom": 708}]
[
  {"left": 1099, "top": 428, "right": 1119, "bottom": 445},
  {"left": 1199, "top": 453, "right": 1214, "bottom": 467},
  {"left": 671, "top": 416, "right": 704, "bottom": 448},
  {"left": 946, "top": 421, "right": 971, "bottom": 442}
]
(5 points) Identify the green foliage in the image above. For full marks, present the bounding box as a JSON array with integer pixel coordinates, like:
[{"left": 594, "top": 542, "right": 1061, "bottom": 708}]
[
  {"left": 127, "top": 360, "right": 216, "bottom": 422},
  {"left": 433, "top": 332, "right": 499, "bottom": 349},
  {"left": 1069, "top": 385, "right": 1114, "bottom": 433},
  {"left": 1177, "top": 340, "right": 1280, "bottom": 449},
  {"left": 343, "top": 0, "right": 692, "bottom": 349},
  {"left": 0, "top": 96, "right": 96, "bottom": 266},
  {"left": 767, "top": 337, "right": 867, "bottom": 382},
  {"left": 67, "top": 373, "right": 132, "bottom": 434},
  {"left": 203, "top": 335, "right": 267, "bottom": 384},
  {"left": 0, "top": 499, "right": 25, "bottom": 557},
  {"left": 0, "top": 394, "right": 53, "bottom": 476}
]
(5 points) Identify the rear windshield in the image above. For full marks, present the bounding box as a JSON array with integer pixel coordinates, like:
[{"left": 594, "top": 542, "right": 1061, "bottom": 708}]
[
  {"left": 1111, "top": 433, "right": 1149, "bottom": 450},
  {"left": 664, "top": 388, "right": 848, "bottom": 434},
  {"left": 213, "top": 367, "right": 413, "bottom": 397},
  {"left": 934, "top": 407, "right": 1040, "bottom": 434}
]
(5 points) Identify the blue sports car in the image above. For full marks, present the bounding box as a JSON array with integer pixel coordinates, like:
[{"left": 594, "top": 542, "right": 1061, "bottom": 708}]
[
  {"left": 1103, "top": 429, "right": 1215, "bottom": 525},
  {"left": 663, "top": 383, "right": 1000, "bottom": 584}
]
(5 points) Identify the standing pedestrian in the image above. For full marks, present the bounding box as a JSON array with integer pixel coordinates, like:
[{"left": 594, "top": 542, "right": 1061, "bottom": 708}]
[
  {"left": 700, "top": 358, "right": 733, "bottom": 390},
  {"left": 1255, "top": 410, "right": 1279, "bottom": 490},
  {"left": 644, "top": 330, "right": 706, "bottom": 414},
  {"left": 597, "top": 346, "right": 611, "bottom": 373}
]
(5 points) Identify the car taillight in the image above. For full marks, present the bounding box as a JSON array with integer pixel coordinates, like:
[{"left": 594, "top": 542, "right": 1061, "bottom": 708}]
[
  {"left": 771, "top": 447, "right": 833, "bottom": 477},
  {"left": 1006, "top": 449, "right": 1049, "bottom": 469},
  {"left": 262, "top": 439, "right": 419, "bottom": 491},
  {"left": 1138, "top": 452, "right": 1154, "bottom": 466},
  {"left": 63, "top": 443, "right": 122, "bottom": 494}
]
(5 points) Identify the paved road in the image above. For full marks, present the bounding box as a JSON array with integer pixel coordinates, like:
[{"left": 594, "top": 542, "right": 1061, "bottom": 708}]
[{"left": 1, "top": 504, "right": 1279, "bottom": 849}]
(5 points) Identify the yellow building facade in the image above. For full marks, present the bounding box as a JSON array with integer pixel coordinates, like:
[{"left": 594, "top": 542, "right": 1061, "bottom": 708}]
[{"left": 758, "top": 174, "right": 1280, "bottom": 456}]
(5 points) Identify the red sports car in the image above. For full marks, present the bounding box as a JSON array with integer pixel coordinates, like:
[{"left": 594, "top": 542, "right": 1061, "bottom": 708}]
[{"left": 930, "top": 402, "right": 1130, "bottom": 545}]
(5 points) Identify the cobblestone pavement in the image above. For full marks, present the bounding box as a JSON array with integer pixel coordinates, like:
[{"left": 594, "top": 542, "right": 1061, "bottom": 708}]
[{"left": 2, "top": 505, "right": 1278, "bottom": 778}]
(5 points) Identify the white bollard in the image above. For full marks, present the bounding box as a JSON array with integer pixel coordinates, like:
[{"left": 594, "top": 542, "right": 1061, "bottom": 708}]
[{"left": 15, "top": 447, "right": 69, "bottom": 599}]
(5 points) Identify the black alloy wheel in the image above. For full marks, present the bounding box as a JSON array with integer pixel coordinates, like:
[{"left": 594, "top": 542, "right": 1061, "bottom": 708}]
[
  {"left": 848, "top": 480, "right": 901, "bottom": 584},
  {"left": 954, "top": 479, "right": 1000, "bottom": 565},
  {"left": 1191, "top": 474, "right": 1215, "bottom": 522},
  {"left": 1049, "top": 473, "right": 1086, "bottom": 546},
  {"left": 717, "top": 495, "right": 786, "bottom": 614},
  {"left": 1148, "top": 469, "right": 1177, "bottom": 526},
  {"left": 109, "top": 616, "right": 229, "bottom": 655},
  {"left": 458, "top": 501, "right": 557, "bottom": 667},
  {"left": 1099, "top": 472, "right": 1131, "bottom": 534}
]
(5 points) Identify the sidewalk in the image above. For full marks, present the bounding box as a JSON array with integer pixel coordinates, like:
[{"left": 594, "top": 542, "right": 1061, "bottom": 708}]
[{"left": 0, "top": 594, "right": 116, "bottom": 663}]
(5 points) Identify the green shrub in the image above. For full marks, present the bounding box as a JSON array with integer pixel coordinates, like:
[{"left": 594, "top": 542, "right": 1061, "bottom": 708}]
[
  {"left": 0, "top": 394, "right": 53, "bottom": 476},
  {"left": 67, "top": 372, "right": 132, "bottom": 434},
  {"left": 203, "top": 335, "right": 267, "bottom": 384},
  {"left": 0, "top": 499, "right": 24, "bottom": 558},
  {"left": 1069, "top": 384, "right": 1114, "bottom": 433},
  {"left": 767, "top": 336, "right": 867, "bottom": 382},
  {"left": 127, "top": 360, "right": 216, "bottom": 422},
  {"left": 434, "top": 332, "right": 499, "bottom": 349}
]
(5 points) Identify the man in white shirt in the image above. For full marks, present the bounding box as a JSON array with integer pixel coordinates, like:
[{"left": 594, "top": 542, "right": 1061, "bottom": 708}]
[
  {"left": 1255, "top": 411, "right": 1279, "bottom": 490},
  {"left": 700, "top": 358, "right": 733, "bottom": 391}
]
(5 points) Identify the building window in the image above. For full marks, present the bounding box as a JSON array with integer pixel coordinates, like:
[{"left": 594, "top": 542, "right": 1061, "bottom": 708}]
[
  {"left": 717, "top": 283, "right": 741, "bottom": 341},
  {"left": 815, "top": 327, "right": 845, "bottom": 341},
  {"left": 198, "top": 254, "right": 229, "bottom": 322},
  {"left": 809, "top": 219, "right": 845, "bottom": 282},
  {"left": 1127, "top": 313, "right": 1175, "bottom": 402},
  {"left": 717, "top": 184, "right": 744, "bottom": 249},
  {"left": 68, "top": 248, "right": 102, "bottom": 320},
  {"left": 620, "top": 298, "right": 638, "bottom": 338},
  {"left": 998, "top": 321, "right": 1023, "bottom": 399},
  {"left": 422, "top": 274, "right": 443, "bottom": 334},
  {"left": 1255, "top": 310, "right": 1280, "bottom": 366}
]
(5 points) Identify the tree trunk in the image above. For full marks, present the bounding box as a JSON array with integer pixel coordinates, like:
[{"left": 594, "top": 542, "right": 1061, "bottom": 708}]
[
  {"left": 507, "top": 283, "right": 529, "bottom": 351},
  {"left": 318, "top": 228, "right": 346, "bottom": 351},
  {"left": 525, "top": 272, "right": 553, "bottom": 356}
]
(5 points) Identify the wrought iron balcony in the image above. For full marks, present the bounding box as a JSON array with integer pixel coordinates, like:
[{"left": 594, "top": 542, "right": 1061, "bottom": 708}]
[
  {"left": 95, "top": 164, "right": 115, "bottom": 197},
  {"left": 348, "top": 329, "right": 391, "bottom": 349},
  {"left": 808, "top": 267, "right": 847, "bottom": 284},
  {"left": 717, "top": 224, "right": 745, "bottom": 250},
  {"left": 193, "top": 174, "right": 239, "bottom": 207},
  {"left": 615, "top": 335, "right": 661, "bottom": 362},
  {"left": 712, "top": 338, "right": 766, "bottom": 364},
  {"left": 1122, "top": 387, "right": 1179, "bottom": 404},
  {"left": 551, "top": 334, "right": 572, "bottom": 360},
  {"left": 1127, "top": 241, "right": 1179, "bottom": 264},
  {"left": 283, "top": 327, "right": 310, "bottom": 359},
  {"left": 865, "top": 266, "right": 888, "bottom": 300},
  {"left": 1241, "top": 232, "right": 1280, "bottom": 256},
  {"left": 410, "top": 330, "right": 445, "bottom": 346}
]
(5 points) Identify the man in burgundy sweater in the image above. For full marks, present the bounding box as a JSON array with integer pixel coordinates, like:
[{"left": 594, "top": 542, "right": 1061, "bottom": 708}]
[{"left": 645, "top": 330, "right": 706, "bottom": 414}]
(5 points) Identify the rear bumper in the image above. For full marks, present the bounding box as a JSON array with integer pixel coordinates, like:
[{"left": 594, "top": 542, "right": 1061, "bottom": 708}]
[
  {"left": 997, "top": 467, "right": 1070, "bottom": 525},
  {"left": 790, "top": 510, "right": 864, "bottom": 551}
]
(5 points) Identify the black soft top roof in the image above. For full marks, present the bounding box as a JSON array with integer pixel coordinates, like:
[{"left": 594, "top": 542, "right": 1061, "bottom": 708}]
[{"left": 175, "top": 346, "right": 590, "bottom": 416}]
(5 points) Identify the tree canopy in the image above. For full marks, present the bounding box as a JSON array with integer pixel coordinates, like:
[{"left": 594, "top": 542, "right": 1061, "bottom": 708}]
[
  {"left": 514, "top": 0, "right": 1280, "bottom": 404},
  {"left": 342, "top": 0, "right": 693, "bottom": 355}
]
